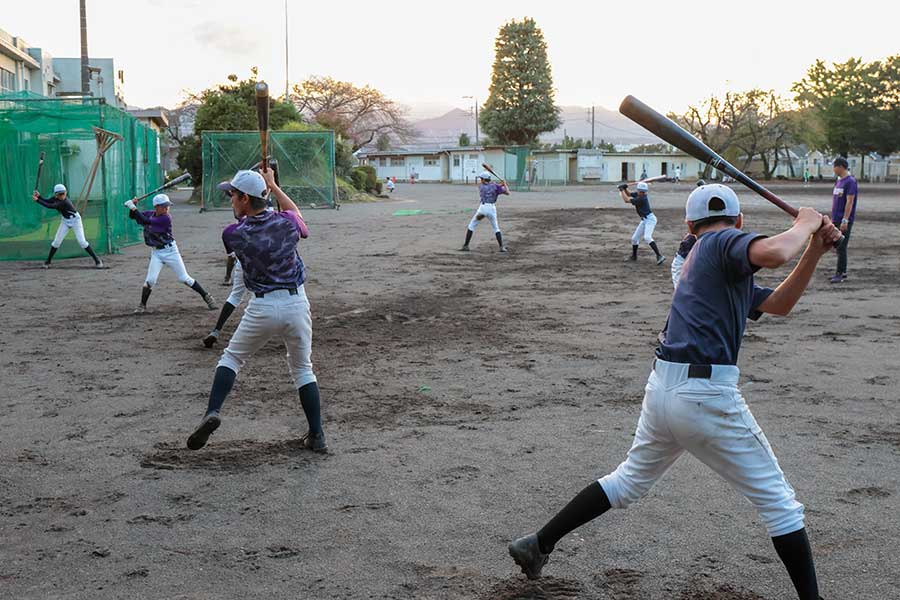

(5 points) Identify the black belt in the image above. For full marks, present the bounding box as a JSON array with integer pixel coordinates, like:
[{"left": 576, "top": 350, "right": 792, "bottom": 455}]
[
  {"left": 154, "top": 242, "right": 173, "bottom": 250},
  {"left": 654, "top": 360, "right": 712, "bottom": 379},
  {"left": 254, "top": 288, "right": 298, "bottom": 298}
]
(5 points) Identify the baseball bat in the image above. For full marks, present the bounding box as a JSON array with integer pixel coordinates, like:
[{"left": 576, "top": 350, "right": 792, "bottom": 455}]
[
  {"left": 255, "top": 82, "right": 270, "bottom": 174},
  {"left": 34, "top": 151, "right": 45, "bottom": 193},
  {"left": 619, "top": 95, "right": 798, "bottom": 217},
  {"left": 481, "top": 163, "right": 507, "bottom": 187},
  {"left": 625, "top": 175, "right": 667, "bottom": 186},
  {"left": 133, "top": 172, "right": 192, "bottom": 203}
]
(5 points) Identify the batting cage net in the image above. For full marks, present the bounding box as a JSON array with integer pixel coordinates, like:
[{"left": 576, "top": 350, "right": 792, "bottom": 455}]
[
  {"left": 201, "top": 131, "right": 336, "bottom": 209},
  {"left": 0, "top": 91, "right": 162, "bottom": 261},
  {"left": 502, "top": 146, "right": 531, "bottom": 191}
]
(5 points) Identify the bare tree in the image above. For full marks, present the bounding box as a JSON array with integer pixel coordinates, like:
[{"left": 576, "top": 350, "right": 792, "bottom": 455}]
[{"left": 291, "top": 77, "right": 417, "bottom": 152}]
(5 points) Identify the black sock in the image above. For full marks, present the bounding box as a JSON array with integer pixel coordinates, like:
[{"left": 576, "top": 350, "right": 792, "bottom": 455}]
[
  {"left": 536, "top": 482, "right": 612, "bottom": 554},
  {"left": 631, "top": 244, "right": 638, "bottom": 258},
  {"left": 140, "top": 284, "right": 152, "bottom": 307},
  {"left": 772, "top": 528, "right": 819, "bottom": 600},
  {"left": 214, "top": 302, "right": 236, "bottom": 332},
  {"left": 46, "top": 246, "right": 58, "bottom": 264},
  {"left": 84, "top": 245, "right": 101, "bottom": 264},
  {"left": 464, "top": 230, "right": 473, "bottom": 246},
  {"left": 298, "top": 382, "right": 323, "bottom": 434},
  {"left": 190, "top": 280, "right": 209, "bottom": 297},
  {"left": 206, "top": 366, "right": 237, "bottom": 416},
  {"left": 496, "top": 231, "right": 504, "bottom": 248},
  {"left": 649, "top": 241, "right": 662, "bottom": 257}
]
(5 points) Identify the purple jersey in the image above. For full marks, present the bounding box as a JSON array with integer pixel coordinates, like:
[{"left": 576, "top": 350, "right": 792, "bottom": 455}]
[
  {"left": 479, "top": 182, "right": 508, "bottom": 204},
  {"left": 831, "top": 175, "right": 858, "bottom": 223},
  {"left": 222, "top": 210, "right": 309, "bottom": 294},
  {"left": 130, "top": 210, "right": 174, "bottom": 248}
]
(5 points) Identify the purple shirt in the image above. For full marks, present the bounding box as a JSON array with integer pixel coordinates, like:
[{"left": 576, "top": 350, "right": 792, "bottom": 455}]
[
  {"left": 831, "top": 175, "right": 858, "bottom": 223},
  {"left": 222, "top": 210, "right": 309, "bottom": 294},
  {"left": 657, "top": 228, "right": 773, "bottom": 366},
  {"left": 130, "top": 210, "right": 174, "bottom": 247},
  {"left": 479, "top": 183, "right": 508, "bottom": 204},
  {"left": 676, "top": 233, "right": 697, "bottom": 259}
]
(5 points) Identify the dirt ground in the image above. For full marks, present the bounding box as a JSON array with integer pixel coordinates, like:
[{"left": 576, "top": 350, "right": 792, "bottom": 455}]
[{"left": 1, "top": 181, "right": 898, "bottom": 599}]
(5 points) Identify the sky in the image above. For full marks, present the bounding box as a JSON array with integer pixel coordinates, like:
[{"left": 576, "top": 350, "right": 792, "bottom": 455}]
[{"left": 5, "top": 0, "right": 899, "bottom": 118}]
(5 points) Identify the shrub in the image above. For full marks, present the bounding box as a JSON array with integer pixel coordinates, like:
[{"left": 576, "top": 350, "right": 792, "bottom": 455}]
[
  {"left": 359, "top": 165, "right": 378, "bottom": 191},
  {"left": 350, "top": 167, "right": 368, "bottom": 191}
]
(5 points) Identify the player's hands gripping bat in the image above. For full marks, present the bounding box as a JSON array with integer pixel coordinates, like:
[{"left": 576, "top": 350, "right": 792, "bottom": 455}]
[
  {"left": 618, "top": 95, "right": 842, "bottom": 245},
  {"left": 34, "top": 151, "right": 45, "bottom": 194},
  {"left": 131, "top": 172, "right": 192, "bottom": 203},
  {"left": 481, "top": 163, "right": 508, "bottom": 188},
  {"left": 255, "top": 82, "right": 270, "bottom": 174}
]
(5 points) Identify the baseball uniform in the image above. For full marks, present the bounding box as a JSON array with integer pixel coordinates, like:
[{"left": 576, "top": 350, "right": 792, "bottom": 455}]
[
  {"left": 460, "top": 175, "right": 510, "bottom": 252},
  {"left": 34, "top": 184, "right": 104, "bottom": 268},
  {"left": 622, "top": 184, "right": 665, "bottom": 264}
]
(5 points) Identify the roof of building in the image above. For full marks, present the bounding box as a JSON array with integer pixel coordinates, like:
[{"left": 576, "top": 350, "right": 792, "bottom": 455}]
[
  {"left": 0, "top": 32, "right": 40, "bottom": 70},
  {"left": 127, "top": 108, "right": 169, "bottom": 129}
]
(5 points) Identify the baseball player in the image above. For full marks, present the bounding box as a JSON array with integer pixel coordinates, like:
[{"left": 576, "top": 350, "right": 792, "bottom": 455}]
[
  {"left": 829, "top": 157, "right": 857, "bottom": 284},
  {"left": 618, "top": 181, "right": 665, "bottom": 265},
  {"left": 32, "top": 184, "right": 104, "bottom": 269},
  {"left": 459, "top": 172, "right": 509, "bottom": 253},
  {"left": 509, "top": 184, "right": 841, "bottom": 600},
  {"left": 186, "top": 169, "right": 326, "bottom": 453},
  {"left": 124, "top": 194, "right": 217, "bottom": 313},
  {"left": 385, "top": 177, "right": 395, "bottom": 193}
]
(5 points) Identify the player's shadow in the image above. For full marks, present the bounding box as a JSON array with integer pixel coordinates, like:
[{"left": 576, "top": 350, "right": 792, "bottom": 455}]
[{"left": 140, "top": 438, "right": 325, "bottom": 472}]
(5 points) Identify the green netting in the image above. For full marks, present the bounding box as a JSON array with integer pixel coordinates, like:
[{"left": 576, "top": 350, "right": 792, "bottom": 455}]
[
  {"left": 0, "top": 91, "right": 162, "bottom": 261},
  {"left": 502, "top": 146, "right": 531, "bottom": 191},
  {"left": 202, "top": 131, "right": 336, "bottom": 209}
]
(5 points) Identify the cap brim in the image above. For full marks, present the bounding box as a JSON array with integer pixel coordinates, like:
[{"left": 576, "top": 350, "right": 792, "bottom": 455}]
[{"left": 217, "top": 181, "right": 236, "bottom": 193}]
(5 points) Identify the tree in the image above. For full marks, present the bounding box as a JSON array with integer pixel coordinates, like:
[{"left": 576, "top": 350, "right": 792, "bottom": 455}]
[
  {"left": 458, "top": 132, "right": 471, "bottom": 147},
  {"left": 479, "top": 18, "right": 561, "bottom": 145},
  {"left": 291, "top": 76, "right": 416, "bottom": 152},
  {"left": 176, "top": 69, "right": 300, "bottom": 184},
  {"left": 376, "top": 133, "right": 391, "bottom": 151}
]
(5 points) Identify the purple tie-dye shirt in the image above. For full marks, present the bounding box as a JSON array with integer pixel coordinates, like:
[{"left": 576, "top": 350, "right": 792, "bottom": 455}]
[
  {"left": 130, "top": 210, "right": 174, "bottom": 247},
  {"left": 222, "top": 210, "right": 309, "bottom": 294}
]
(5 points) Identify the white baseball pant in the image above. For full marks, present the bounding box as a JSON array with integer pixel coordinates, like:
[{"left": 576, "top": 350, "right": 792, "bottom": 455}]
[
  {"left": 598, "top": 358, "right": 805, "bottom": 538},
  {"left": 468, "top": 203, "right": 501, "bottom": 234},
  {"left": 671, "top": 254, "right": 686, "bottom": 288},
  {"left": 218, "top": 286, "right": 317, "bottom": 389},
  {"left": 631, "top": 213, "right": 657, "bottom": 245},
  {"left": 51, "top": 214, "right": 90, "bottom": 249},
  {"left": 144, "top": 242, "right": 195, "bottom": 287},
  {"left": 226, "top": 259, "right": 249, "bottom": 307}
]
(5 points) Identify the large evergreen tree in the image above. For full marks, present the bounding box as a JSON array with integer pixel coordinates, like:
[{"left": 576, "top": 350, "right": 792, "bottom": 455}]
[{"left": 479, "top": 18, "right": 561, "bottom": 145}]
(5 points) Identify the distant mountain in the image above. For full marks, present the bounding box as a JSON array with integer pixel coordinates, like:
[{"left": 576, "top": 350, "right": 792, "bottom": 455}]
[{"left": 407, "top": 105, "right": 657, "bottom": 149}]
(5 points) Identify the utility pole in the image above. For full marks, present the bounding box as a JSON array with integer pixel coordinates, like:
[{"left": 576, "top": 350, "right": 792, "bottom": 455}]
[
  {"left": 284, "top": 0, "right": 289, "bottom": 100},
  {"left": 79, "top": 0, "right": 90, "bottom": 96},
  {"left": 591, "top": 106, "right": 595, "bottom": 149},
  {"left": 463, "top": 96, "right": 479, "bottom": 145}
]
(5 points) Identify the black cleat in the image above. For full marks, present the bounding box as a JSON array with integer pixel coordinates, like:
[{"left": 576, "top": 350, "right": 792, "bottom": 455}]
[
  {"left": 202, "top": 330, "right": 219, "bottom": 348},
  {"left": 300, "top": 431, "right": 328, "bottom": 453},
  {"left": 187, "top": 414, "right": 221, "bottom": 450},
  {"left": 656, "top": 254, "right": 666, "bottom": 266},
  {"left": 508, "top": 533, "right": 550, "bottom": 580}
]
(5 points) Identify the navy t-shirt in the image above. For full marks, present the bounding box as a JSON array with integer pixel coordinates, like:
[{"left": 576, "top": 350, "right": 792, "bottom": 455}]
[
  {"left": 657, "top": 228, "right": 774, "bottom": 366},
  {"left": 629, "top": 192, "right": 652, "bottom": 218}
]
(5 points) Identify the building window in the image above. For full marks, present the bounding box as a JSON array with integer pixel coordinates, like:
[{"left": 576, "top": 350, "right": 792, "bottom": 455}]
[
  {"left": 390, "top": 157, "right": 405, "bottom": 166},
  {"left": 468, "top": 154, "right": 478, "bottom": 160},
  {"left": 23, "top": 79, "right": 29, "bottom": 91},
  {"left": 0, "top": 68, "right": 15, "bottom": 93},
  {"left": 453, "top": 156, "right": 460, "bottom": 167},
  {"left": 378, "top": 157, "right": 387, "bottom": 167},
  {"left": 423, "top": 156, "right": 439, "bottom": 166}
]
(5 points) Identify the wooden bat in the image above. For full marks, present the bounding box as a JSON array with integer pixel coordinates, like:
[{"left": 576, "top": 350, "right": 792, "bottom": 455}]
[
  {"left": 480, "top": 163, "right": 507, "bottom": 187},
  {"left": 625, "top": 175, "right": 668, "bottom": 186},
  {"left": 34, "top": 151, "right": 45, "bottom": 193},
  {"left": 255, "top": 82, "right": 270, "bottom": 174},
  {"left": 133, "top": 172, "right": 192, "bottom": 203}
]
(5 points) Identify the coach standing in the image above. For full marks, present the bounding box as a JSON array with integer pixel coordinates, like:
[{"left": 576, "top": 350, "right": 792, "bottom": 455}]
[{"left": 830, "top": 157, "right": 857, "bottom": 284}]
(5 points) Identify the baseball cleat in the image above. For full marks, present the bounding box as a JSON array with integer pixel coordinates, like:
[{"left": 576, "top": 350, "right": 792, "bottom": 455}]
[
  {"left": 133, "top": 305, "right": 146, "bottom": 314},
  {"left": 203, "top": 294, "right": 218, "bottom": 310},
  {"left": 458, "top": 245, "right": 470, "bottom": 252},
  {"left": 300, "top": 431, "right": 328, "bottom": 453},
  {"left": 187, "top": 414, "right": 221, "bottom": 450},
  {"left": 625, "top": 255, "right": 637, "bottom": 262},
  {"left": 220, "top": 278, "right": 231, "bottom": 286},
  {"left": 656, "top": 254, "right": 666, "bottom": 266},
  {"left": 508, "top": 533, "right": 549, "bottom": 580},
  {"left": 95, "top": 261, "right": 106, "bottom": 269},
  {"left": 499, "top": 246, "right": 509, "bottom": 253},
  {"left": 203, "top": 330, "right": 220, "bottom": 348},
  {"left": 42, "top": 262, "right": 51, "bottom": 269},
  {"left": 829, "top": 274, "right": 844, "bottom": 284}
]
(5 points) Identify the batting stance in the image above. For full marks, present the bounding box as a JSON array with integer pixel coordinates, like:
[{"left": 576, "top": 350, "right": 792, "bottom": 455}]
[
  {"left": 460, "top": 172, "right": 509, "bottom": 253},
  {"left": 618, "top": 181, "right": 665, "bottom": 265},
  {"left": 187, "top": 169, "right": 326, "bottom": 453},
  {"left": 509, "top": 184, "right": 841, "bottom": 600},
  {"left": 33, "top": 184, "right": 104, "bottom": 269},
  {"left": 125, "top": 194, "right": 217, "bottom": 313}
]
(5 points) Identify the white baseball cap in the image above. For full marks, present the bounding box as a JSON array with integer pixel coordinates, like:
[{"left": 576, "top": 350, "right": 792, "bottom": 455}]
[
  {"left": 479, "top": 171, "right": 492, "bottom": 180},
  {"left": 53, "top": 184, "right": 67, "bottom": 194},
  {"left": 635, "top": 182, "right": 649, "bottom": 192},
  {"left": 217, "top": 170, "right": 268, "bottom": 198},
  {"left": 685, "top": 184, "right": 741, "bottom": 221},
  {"left": 152, "top": 193, "right": 172, "bottom": 206}
]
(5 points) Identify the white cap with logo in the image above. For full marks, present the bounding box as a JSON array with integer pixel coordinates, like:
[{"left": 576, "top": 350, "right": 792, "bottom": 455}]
[
  {"left": 685, "top": 184, "right": 741, "bottom": 221},
  {"left": 635, "top": 182, "right": 649, "bottom": 192},
  {"left": 53, "top": 184, "right": 67, "bottom": 194},
  {"left": 152, "top": 193, "right": 172, "bottom": 207},
  {"left": 479, "top": 171, "right": 492, "bottom": 181},
  {"left": 217, "top": 170, "right": 268, "bottom": 198}
]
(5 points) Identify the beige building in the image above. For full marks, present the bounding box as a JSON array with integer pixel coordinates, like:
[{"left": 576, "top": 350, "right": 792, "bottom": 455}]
[{"left": 0, "top": 28, "right": 58, "bottom": 95}]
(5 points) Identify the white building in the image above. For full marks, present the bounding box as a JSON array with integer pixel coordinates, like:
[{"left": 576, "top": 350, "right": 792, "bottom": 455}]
[
  {"left": 0, "top": 28, "right": 58, "bottom": 95},
  {"left": 577, "top": 150, "right": 705, "bottom": 183},
  {"left": 53, "top": 57, "right": 126, "bottom": 108}
]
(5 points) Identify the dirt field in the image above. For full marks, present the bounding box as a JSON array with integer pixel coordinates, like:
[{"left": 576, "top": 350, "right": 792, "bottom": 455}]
[{"left": 1, "top": 181, "right": 898, "bottom": 599}]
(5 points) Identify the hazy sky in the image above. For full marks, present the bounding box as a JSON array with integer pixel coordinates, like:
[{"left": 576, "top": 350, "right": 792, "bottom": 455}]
[{"left": 5, "top": 0, "right": 898, "bottom": 117}]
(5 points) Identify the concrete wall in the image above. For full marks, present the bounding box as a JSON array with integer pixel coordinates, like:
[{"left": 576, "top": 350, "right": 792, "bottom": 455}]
[{"left": 54, "top": 57, "right": 125, "bottom": 107}]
